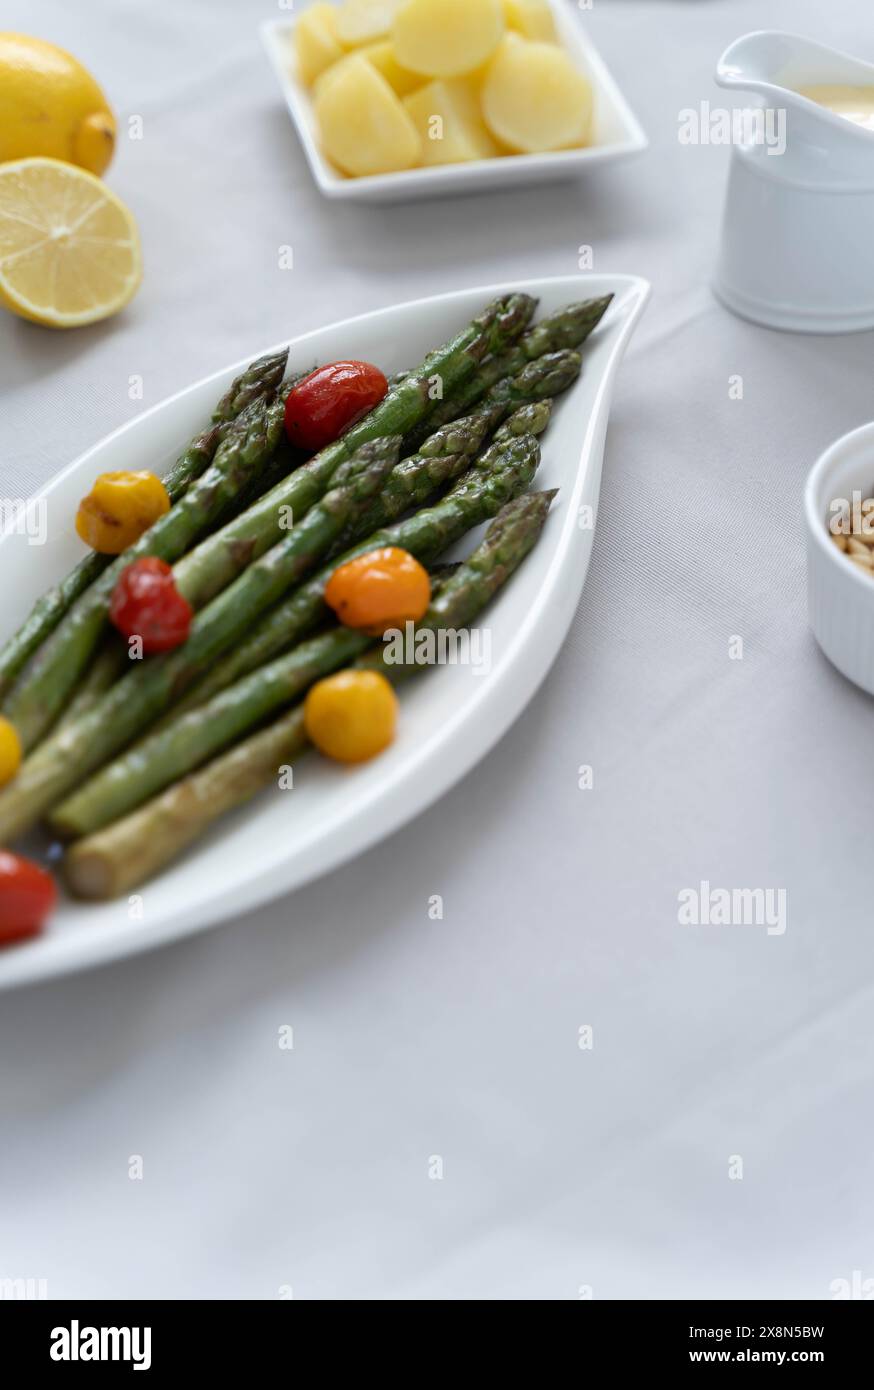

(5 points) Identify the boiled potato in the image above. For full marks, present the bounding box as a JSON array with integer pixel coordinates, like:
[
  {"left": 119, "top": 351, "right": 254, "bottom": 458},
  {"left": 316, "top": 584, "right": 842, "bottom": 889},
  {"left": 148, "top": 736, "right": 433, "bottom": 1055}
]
[
  {"left": 314, "top": 54, "right": 422, "bottom": 175},
  {"left": 482, "top": 34, "right": 592, "bottom": 152},
  {"left": 361, "top": 40, "right": 423, "bottom": 97},
  {"left": 503, "top": 0, "right": 558, "bottom": 43},
  {"left": 404, "top": 79, "right": 500, "bottom": 164},
  {"left": 295, "top": 3, "right": 345, "bottom": 86},
  {"left": 335, "top": 0, "right": 400, "bottom": 48},
  {"left": 392, "top": 0, "right": 504, "bottom": 79}
]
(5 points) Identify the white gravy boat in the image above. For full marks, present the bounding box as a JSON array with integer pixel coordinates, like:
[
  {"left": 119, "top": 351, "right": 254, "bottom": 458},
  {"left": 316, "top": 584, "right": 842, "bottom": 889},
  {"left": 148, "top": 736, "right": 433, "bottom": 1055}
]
[{"left": 714, "top": 30, "right": 874, "bottom": 332}]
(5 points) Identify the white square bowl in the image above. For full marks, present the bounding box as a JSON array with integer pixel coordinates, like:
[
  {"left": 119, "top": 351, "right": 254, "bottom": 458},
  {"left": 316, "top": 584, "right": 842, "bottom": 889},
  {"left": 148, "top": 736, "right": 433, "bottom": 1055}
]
[{"left": 259, "top": 1, "right": 647, "bottom": 204}]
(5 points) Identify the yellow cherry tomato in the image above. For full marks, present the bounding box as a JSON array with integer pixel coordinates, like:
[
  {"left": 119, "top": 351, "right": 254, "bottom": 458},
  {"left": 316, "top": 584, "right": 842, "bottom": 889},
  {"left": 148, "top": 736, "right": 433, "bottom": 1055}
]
[
  {"left": 304, "top": 669, "right": 398, "bottom": 763},
  {"left": 0, "top": 716, "right": 22, "bottom": 786},
  {"left": 75, "top": 470, "right": 170, "bottom": 554},
  {"left": 324, "top": 546, "right": 431, "bottom": 635}
]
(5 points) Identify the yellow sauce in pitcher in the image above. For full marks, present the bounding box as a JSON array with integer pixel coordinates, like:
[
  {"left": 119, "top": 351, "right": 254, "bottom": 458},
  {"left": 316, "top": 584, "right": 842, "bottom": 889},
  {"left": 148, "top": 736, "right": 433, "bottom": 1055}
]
[{"left": 798, "top": 85, "right": 874, "bottom": 132}]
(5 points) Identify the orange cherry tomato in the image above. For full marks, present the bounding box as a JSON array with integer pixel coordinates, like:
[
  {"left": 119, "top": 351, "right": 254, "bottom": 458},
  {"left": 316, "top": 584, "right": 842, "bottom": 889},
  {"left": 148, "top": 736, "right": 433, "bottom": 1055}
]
[
  {"left": 0, "top": 851, "right": 56, "bottom": 946},
  {"left": 324, "top": 546, "right": 431, "bottom": 635}
]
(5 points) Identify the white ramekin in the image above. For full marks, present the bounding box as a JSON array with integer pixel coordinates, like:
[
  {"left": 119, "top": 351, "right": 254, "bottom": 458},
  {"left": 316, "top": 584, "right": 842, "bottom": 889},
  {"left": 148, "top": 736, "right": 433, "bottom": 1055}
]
[{"left": 805, "top": 422, "right": 874, "bottom": 694}]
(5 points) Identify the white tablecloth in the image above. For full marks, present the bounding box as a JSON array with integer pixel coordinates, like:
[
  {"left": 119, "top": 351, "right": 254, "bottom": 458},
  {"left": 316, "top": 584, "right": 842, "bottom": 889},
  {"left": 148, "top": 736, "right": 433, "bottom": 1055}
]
[{"left": 2, "top": 0, "right": 873, "bottom": 1300}]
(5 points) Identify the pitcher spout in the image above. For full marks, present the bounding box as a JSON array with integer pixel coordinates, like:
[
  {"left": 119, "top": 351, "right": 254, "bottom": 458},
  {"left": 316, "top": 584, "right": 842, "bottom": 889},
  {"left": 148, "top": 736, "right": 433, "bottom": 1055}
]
[
  {"left": 715, "top": 30, "right": 874, "bottom": 185},
  {"left": 713, "top": 31, "right": 874, "bottom": 332}
]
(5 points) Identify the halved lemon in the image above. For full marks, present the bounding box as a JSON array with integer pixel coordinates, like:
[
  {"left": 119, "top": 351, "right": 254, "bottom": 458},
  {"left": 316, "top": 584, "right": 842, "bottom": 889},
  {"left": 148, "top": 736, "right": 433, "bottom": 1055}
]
[{"left": 0, "top": 156, "right": 141, "bottom": 328}]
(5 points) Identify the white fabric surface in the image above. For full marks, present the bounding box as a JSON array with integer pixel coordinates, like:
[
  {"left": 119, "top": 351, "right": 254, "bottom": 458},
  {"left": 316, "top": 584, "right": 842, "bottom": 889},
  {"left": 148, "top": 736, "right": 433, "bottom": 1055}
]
[{"left": 2, "top": 0, "right": 874, "bottom": 1300}]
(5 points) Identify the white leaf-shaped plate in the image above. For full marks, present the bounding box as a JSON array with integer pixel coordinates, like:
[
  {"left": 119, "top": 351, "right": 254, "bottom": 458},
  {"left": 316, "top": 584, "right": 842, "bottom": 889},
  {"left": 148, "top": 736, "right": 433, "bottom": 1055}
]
[{"left": 0, "top": 274, "right": 649, "bottom": 989}]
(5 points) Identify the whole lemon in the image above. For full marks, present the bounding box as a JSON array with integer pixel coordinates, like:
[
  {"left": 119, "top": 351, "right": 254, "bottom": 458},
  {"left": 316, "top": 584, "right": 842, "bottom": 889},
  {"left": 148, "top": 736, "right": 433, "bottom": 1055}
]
[{"left": 0, "top": 33, "right": 115, "bottom": 175}]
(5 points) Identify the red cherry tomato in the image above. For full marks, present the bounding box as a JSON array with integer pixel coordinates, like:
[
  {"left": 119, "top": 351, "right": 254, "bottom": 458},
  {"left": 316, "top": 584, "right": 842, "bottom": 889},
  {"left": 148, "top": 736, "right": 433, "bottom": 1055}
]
[
  {"left": 109, "top": 557, "right": 193, "bottom": 654},
  {"left": 0, "top": 851, "right": 57, "bottom": 946},
  {"left": 284, "top": 361, "right": 389, "bottom": 452}
]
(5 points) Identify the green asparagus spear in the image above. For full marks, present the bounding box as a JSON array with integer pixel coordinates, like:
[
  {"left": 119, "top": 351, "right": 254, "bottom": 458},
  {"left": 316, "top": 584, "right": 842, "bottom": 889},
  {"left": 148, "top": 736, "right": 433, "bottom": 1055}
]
[
  {"left": 172, "top": 405, "right": 551, "bottom": 716},
  {"left": 226, "top": 438, "right": 301, "bottom": 516},
  {"left": 0, "top": 438, "right": 403, "bottom": 843},
  {"left": 333, "top": 406, "right": 496, "bottom": 546},
  {"left": 62, "top": 491, "right": 557, "bottom": 898},
  {"left": 480, "top": 350, "right": 582, "bottom": 419},
  {"left": 41, "top": 372, "right": 312, "bottom": 734},
  {"left": 50, "top": 628, "right": 373, "bottom": 836},
  {"left": 185, "top": 342, "right": 575, "bottom": 717},
  {"left": 172, "top": 293, "right": 536, "bottom": 609},
  {"left": 50, "top": 386, "right": 557, "bottom": 747},
  {"left": 402, "top": 296, "right": 611, "bottom": 451},
  {"left": 278, "top": 429, "right": 543, "bottom": 630},
  {"left": 144, "top": 414, "right": 483, "bottom": 737},
  {"left": 220, "top": 369, "right": 315, "bottom": 517},
  {"left": 4, "top": 391, "right": 292, "bottom": 751},
  {"left": 0, "top": 349, "right": 289, "bottom": 702},
  {"left": 340, "top": 348, "right": 577, "bottom": 548},
  {"left": 65, "top": 705, "right": 311, "bottom": 900},
  {"left": 209, "top": 349, "right": 292, "bottom": 424},
  {"left": 54, "top": 559, "right": 460, "bottom": 837},
  {"left": 427, "top": 562, "right": 462, "bottom": 592},
  {"left": 49, "top": 643, "right": 127, "bottom": 737},
  {"left": 372, "top": 488, "right": 557, "bottom": 673},
  {"left": 52, "top": 485, "right": 555, "bottom": 838}
]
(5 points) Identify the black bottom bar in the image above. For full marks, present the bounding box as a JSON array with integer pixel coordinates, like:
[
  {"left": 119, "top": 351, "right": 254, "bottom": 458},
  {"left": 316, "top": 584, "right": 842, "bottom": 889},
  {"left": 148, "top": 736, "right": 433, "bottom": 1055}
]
[{"left": 2, "top": 1297, "right": 870, "bottom": 1371}]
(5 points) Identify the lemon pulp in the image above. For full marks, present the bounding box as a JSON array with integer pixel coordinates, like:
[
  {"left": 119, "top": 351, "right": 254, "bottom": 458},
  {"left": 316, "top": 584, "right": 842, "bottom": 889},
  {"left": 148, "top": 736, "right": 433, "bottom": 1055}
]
[{"left": 0, "top": 157, "right": 141, "bottom": 328}]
